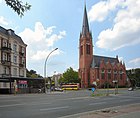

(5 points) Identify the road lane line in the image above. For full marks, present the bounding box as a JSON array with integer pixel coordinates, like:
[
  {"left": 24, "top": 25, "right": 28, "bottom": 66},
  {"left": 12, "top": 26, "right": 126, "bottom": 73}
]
[
  {"left": 29, "top": 102, "right": 51, "bottom": 106},
  {"left": 89, "top": 102, "right": 106, "bottom": 106},
  {"left": 120, "top": 99, "right": 132, "bottom": 102},
  {"left": 40, "top": 106, "right": 69, "bottom": 111},
  {"left": 0, "top": 102, "right": 51, "bottom": 108},
  {"left": 0, "top": 99, "right": 20, "bottom": 102},
  {"left": 0, "top": 103, "right": 25, "bottom": 108}
]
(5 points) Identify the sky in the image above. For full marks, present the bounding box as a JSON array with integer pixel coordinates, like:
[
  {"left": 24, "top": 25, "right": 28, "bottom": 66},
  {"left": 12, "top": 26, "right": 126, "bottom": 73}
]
[{"left": 0, "top": 0, "right": 140, "bottom": 77}]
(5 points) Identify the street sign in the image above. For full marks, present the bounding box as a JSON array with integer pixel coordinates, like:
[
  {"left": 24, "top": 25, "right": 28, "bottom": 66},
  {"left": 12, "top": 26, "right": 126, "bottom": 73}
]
[
  {"left": 112, "top": 80, "right": 118, "bottom": 83},
  {"left": 91, "top": 87, "right": 95, "bottom": 93}
]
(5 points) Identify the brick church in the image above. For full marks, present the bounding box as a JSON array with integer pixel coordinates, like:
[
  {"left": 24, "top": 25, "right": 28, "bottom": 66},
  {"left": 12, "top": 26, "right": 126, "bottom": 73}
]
[{"left": 78, "top": 5, "right": 127, "bottom": 88}]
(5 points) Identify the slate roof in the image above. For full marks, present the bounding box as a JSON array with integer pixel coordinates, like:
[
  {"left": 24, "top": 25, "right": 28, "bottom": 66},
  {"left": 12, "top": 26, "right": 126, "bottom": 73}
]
[
  {"left": 82, "top": 5, "right": 89, "bottom": 37},
  {"left": 0, "top": 26, "right": 26, "bottom": 46},
  {"left": 91, "top": 55, "right": 119, "bottom": 68}
]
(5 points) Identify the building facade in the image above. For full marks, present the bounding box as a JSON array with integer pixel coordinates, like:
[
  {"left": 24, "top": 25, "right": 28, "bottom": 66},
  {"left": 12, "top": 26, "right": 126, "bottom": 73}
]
[
  {"left": 79, "top": 6, "right": 127, "bottom": 88},
  {"left": 0, "top": 26, "right": 27, "bottom": 91}
]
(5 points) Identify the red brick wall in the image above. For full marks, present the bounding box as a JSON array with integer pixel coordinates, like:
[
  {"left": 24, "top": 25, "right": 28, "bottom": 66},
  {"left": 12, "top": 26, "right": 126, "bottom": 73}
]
[
  {"left": 79, "top": 33, "right": 93, "bottom": 88},
  {"left": 89, "top": 60, "right": 127, "bottom": 88}
]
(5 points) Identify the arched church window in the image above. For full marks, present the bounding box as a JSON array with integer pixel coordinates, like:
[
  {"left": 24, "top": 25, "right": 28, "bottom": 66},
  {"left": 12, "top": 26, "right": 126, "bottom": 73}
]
[
  {"left": 120, "top": 69, "right": 123, "bottom": 80},
  {"left": 101, "top": 68, "right": 105, "bottom": 79},
  {"left": 86, "top": 44, "right": 90, "bottom": 54},
  {"left": 80, "top": 45, "right": 83, "bottom": 55},
  {"left": 101, "top": 73, "right": 105, "bottom": 79},
  {"left": 101, "top": 69, "right": 105, "bottom": 73},
  {"left": 114, "top": 69, "right": 117, "bottom": 80}
]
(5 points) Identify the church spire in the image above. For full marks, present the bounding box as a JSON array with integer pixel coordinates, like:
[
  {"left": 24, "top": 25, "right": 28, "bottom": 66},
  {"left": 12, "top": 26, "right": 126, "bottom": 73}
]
[{"left": 82, "top": 4, "right": 89, "bottom": 37}]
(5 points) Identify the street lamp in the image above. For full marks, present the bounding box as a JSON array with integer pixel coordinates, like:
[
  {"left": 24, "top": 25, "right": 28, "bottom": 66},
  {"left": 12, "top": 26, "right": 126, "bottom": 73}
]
[{"left": 44, "top": 48, "right": 58, "bottom": 93}]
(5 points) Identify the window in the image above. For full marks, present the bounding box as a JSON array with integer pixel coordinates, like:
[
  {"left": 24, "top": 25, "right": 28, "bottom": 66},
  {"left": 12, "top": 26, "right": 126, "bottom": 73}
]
[
  {"left": 3, "top": 40, "right": 7, "bottom": 47},
  {"left": 3, "top": 67, "right": 6, "bottom": 74},
  {"left": 8, "top": 43, "right": 11, "bottom": 48},
  {"left": 22, "top": 58, "right": 24, "bottom": 64},
  {"left": 3, "top": 53, "right": 7, "bottom": 61},
  {"left": 120, "top": 74, "right": 123, "bottom": 80},
  {"left": 8, "top": 55, "right": 11, "bottom": 62},
  {"left": 108, "top": 73, "right": 111, "bottom": 79},
  {"left": 22, "top": 47, "right": 25, "bottom": 53},
  {"left": 114, "top": 73, "right": 117, "bottom": 80},
  {"left": 101, "top": 69, "right": 105, "bottom": 73},
  {"left": 13, "top": 55, "right": 17, "bottom": 63},
  {"left": 13, "top": 68, "right": 17, "bottom": 76},
  {"left": 22, "top": 70, "right": 24, "bottom": 76},
  {"left": 101, "top": 73, "right": 105, "bottom": 79},
  {"left": 13, "top": 44, "right": 17, "bottom": 52},
  {"left": 120, "top": 70, "right": 123, "bottom": 80},
  {"left": 80, "top": 46, "right": 83, "bottom": 55},
  {"left": 3, "top": 82, "right": 7, "bottom": 87},
  {"left": 86, "top": 44, "right": 90, "bottom": 54},
  {"left": 108, "top": 69, "right": 111, "bottom": 73},
  {"left": 114, "top": 69, "right": 117, "bottom": 74},
  {"left": 120, "top": 70, "right": 123, "bottom": 74}
]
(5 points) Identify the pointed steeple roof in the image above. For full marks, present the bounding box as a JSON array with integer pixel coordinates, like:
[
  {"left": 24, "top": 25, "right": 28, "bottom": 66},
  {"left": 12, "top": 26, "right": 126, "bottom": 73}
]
[{"left": 82, "top": 5, "right": 89, "bottom": 36}]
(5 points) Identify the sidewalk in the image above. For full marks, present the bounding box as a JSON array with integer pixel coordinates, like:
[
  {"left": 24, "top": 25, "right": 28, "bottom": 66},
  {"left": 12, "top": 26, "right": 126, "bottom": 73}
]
[{"left": 69, "top": 103, "right": 140, "bottom": 118}]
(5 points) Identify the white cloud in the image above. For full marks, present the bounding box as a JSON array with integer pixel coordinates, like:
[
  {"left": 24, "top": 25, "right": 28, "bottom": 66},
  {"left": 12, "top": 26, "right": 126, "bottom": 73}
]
[
  {"left": 129, "top": 58, "right": 140, "bottom": 65},
  {"left": 95, "top": 0, "right": 140, "bottom": 50},
  {"left": 88, "top": 0, "right": 123, "bottom": 22},
  {"left": 46, "top": 31, "right": 66, "bottom": 47},
  {"left": 127, "top": 57, "right": 140, "bottom": 69},
  {"left": 19, "top": 22, "right": 56, "bottom": 43},
  {"left": 0, "top": 16, "right": 8, "bottom": 25},
  {"left": 19, "top": 22, "right": 66, "bottom": 61},
  {"left": 31, "top": 49, "right": 60, "bottom": 61}
]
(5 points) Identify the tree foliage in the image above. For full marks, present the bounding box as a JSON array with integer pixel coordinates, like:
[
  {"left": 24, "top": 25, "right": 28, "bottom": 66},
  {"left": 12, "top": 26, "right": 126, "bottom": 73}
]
[
  {"left": 59, "top": 67, "right": 80, "bottom": 84},
  {"left": 26, "top": 69, "right": 42, "bottom": 78},
  {"left": 4, "top": 0, "right": 31, "bottom": 17},
  {"left": 126, "top": 68, "right": 140, "bottom": 87}
]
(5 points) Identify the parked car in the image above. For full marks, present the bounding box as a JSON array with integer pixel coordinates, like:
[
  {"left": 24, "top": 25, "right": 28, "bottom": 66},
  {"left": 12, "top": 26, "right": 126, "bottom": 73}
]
[
  {"left": 128, "top": 87, "right": 133, "bottom": 91},
  {"left": 54, "top": 87, "right": 63, "bottom": 92}
]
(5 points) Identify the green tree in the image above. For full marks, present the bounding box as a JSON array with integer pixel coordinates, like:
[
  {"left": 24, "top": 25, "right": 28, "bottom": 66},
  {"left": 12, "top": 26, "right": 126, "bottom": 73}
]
[
  {"left": 26, "top": 69, "right": 42, "bottom": 78},
  {"left": 4, "top": 0, "right": 31, "bottom": 17},
  {"left": 126, "top": 68, "right": 140, "bottom": 87},
  {"left": 59, "top": 67, "right": 80, "bottom": 84}
]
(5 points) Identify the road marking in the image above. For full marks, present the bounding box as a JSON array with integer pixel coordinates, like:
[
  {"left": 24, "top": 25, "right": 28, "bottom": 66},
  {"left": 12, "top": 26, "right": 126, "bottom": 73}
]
[
  {"left": 89, "top": 102, "right": 106, "bottom": 106},
  {"left": 0, "top": 102, "right": 51, "bottom": 108},
  {"left": 120, "top": 99, "right": 132, "bottom": 102},
  {"left": 0, "top": 103, "right": 25, "bottom": 108},
  {"left": 40, "top": 106, "right": 69, "bottom": 111},
  {"left": 0, "top": 99, "right": 20, "bottom": 102},
  {"left": 26, "top": 102, "right": 51, "bottom": 106},
  {"left": 60, "top": 96, "right": 93, "bottom": 101}
]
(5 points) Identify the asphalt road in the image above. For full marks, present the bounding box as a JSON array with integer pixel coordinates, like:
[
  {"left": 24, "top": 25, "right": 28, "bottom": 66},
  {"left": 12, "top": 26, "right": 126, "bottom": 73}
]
[{"left": 0, "top": 89, "right": 140, "bottom": 118}]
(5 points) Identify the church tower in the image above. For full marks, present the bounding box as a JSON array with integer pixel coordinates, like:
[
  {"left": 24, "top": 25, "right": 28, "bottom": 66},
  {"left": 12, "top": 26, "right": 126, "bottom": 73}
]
[{"left": 79, "top": 5, "right": 93, "bottom": 88}]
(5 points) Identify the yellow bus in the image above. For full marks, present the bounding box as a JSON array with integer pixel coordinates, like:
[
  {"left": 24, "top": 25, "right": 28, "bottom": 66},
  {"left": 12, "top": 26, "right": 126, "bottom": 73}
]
[{"left": 61, "top": 83, "right": 79, "bottom": 90}]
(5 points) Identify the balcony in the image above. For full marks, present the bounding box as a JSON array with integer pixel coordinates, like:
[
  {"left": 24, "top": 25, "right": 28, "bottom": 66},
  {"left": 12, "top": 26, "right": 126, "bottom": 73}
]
[
  {"left": 1, "top": 47, "right": 12, "bottom": 53},
  {"left": 1, "top": 60, "right": 11, "bottom": 66}
]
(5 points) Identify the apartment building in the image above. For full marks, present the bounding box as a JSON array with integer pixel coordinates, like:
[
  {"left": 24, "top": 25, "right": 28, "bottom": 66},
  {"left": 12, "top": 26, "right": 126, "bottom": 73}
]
[{"left": 0, "top": 26, "right": 27, "bottom": 92}]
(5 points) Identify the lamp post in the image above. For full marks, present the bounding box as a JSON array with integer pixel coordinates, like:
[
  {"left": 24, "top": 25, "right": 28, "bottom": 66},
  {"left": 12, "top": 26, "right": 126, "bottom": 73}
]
[{"left": 44, "top": 48, "right": 58, "bottom": 93}]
